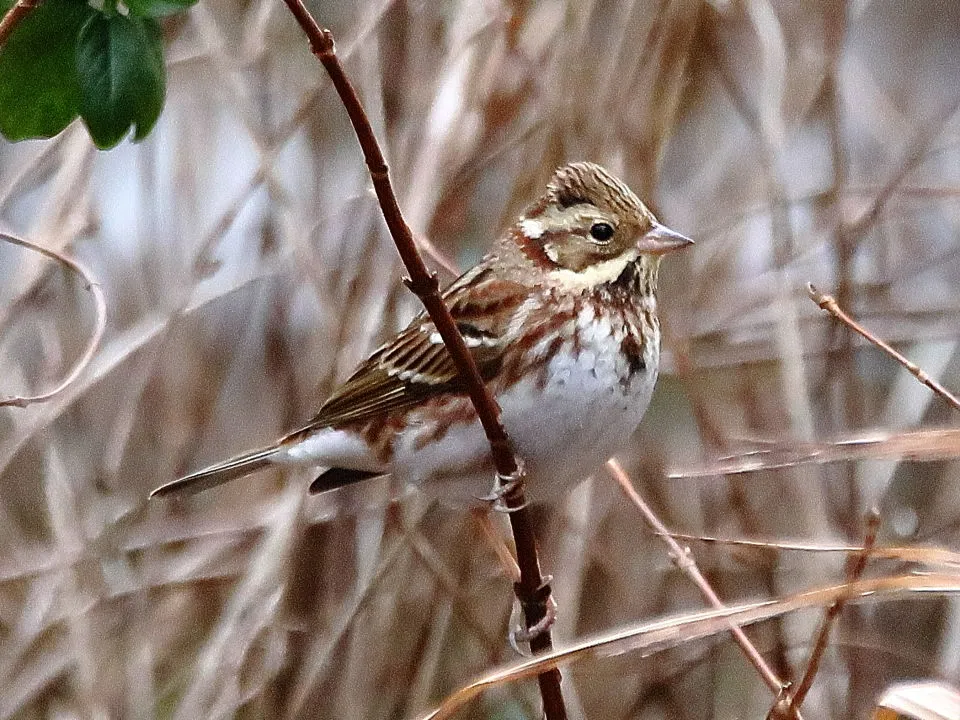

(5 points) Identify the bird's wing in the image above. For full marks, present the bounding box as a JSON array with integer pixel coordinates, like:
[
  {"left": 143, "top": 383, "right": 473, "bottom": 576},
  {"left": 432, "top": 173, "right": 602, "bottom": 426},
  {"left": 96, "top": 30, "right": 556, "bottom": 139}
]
[{"left": 283, "top": 262, "right": 529, "bottom": 440}]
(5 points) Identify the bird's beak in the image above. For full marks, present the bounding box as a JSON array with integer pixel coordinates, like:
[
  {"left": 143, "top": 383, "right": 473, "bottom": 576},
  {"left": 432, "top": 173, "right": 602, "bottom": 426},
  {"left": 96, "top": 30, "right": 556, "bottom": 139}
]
[{"left": 636, "top": 223, "right": 694, "bottom": 256}]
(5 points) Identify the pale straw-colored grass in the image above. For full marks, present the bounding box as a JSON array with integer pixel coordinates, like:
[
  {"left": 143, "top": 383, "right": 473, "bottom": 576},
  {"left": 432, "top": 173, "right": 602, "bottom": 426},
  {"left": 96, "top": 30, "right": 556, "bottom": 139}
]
[{"left": 2, "top": 1, "right": 960, "bottom": 717}]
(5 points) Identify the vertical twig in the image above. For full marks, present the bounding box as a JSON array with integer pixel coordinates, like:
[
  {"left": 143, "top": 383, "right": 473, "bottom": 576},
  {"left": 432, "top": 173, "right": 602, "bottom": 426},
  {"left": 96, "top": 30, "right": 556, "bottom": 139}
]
[
  {"left": 276, "top": 7, "right": 566, "bottom": 718},
  {"left": 786, "top": 509, "right": 881, "bottom": 711}
]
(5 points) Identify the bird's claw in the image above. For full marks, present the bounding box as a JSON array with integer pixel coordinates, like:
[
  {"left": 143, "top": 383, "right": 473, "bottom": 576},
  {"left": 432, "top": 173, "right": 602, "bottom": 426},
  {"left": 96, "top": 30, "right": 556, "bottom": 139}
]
[
  {"left": 476, "top": 467, "right": 527, "bottom": 513},
  {"left": 508, "top": 577, "right": 556, "bottom": 654}
]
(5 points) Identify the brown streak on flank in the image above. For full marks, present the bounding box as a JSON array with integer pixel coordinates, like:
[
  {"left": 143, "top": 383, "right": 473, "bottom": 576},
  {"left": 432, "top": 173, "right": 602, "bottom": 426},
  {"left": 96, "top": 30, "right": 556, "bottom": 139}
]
[
  {"left": 499, "top": 304, "right": 577, "bottom": 387},
  {"left": 571, "top": 296, "right": 585, "bottom": 355},
  {"left": 516, "top": 323, "right": 543, "bottom": 351},
  {"left": 538, "top": 335, "right": 565, "bottom": 390},
  {"left": 352, "top": 414, "right": 402, "bottom": 464},
  {"left": 498, "top": 327, "right": 545, "bottom": 387},
  {"left": 410, "top": 395, "right": 480, "bottom": 450},
  {"left": 620, "top": 332, "right": 645, "bottom": 378}
]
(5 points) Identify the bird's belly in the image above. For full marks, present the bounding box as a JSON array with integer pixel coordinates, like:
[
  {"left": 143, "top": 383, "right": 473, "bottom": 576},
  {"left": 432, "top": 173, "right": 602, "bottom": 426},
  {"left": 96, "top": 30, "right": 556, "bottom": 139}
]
[
  {"left": 391, "top": 334, "right": 658, "bottom": 498},
  {"left": 500, "top": 344, "right": 657, "bottom": 491}
]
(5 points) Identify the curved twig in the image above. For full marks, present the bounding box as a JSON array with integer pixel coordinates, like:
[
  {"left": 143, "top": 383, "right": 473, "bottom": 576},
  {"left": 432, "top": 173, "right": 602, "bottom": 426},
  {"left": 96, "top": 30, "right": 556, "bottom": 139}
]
[
  {"left": 276, "top": 9, "right": 565, "bottom": 718},
  {"left": 0, "top": 232, "right": 107, "bottom": 408}
]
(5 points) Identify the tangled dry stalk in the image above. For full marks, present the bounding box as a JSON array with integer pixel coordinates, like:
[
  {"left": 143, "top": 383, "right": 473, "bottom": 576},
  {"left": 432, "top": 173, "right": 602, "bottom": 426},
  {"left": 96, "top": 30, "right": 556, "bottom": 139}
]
[{"left": 2, "top": 2, "right": 960, "bottom": 718}]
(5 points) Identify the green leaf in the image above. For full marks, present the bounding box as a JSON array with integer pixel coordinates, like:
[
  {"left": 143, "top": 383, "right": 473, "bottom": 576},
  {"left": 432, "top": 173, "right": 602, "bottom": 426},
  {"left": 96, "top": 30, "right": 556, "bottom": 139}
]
[
  {"left": 124, "top": 0, "right": 198, "bottom": 19},
  {"left": 76, "top": 13, "right": 165, "bottom": 149},
  {"left": 0, "top": 0, "right": 95, "bottom": 141}
]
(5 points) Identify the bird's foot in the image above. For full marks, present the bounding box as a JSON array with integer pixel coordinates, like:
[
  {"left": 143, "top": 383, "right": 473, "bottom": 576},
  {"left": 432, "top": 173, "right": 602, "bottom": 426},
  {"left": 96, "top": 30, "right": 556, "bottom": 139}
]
[
  {"left": 476, "top": 465, "right": 528, "bottom": 513},
  {"left": 508, "top": 577, "right": 556, "bottom": 655}
]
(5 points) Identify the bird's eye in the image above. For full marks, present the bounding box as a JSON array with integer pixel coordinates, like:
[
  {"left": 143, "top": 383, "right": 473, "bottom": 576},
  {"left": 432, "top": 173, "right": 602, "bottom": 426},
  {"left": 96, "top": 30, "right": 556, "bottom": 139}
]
[{"left": 589, "top": 222, "right": 615, "bottom": 242}]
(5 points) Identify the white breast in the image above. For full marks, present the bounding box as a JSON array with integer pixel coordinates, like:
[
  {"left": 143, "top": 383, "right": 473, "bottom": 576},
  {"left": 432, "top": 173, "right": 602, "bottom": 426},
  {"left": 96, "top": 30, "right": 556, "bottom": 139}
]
[
  {"left": 392, "top": 304, "right": 659, "bottom": 497},
  {"left": 500, "top": 308, "right": 658, "bottom": 492}
]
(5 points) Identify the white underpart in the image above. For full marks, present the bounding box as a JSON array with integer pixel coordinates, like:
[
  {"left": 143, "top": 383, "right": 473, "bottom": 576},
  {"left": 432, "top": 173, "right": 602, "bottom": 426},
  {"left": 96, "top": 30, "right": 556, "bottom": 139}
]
[
  {"left": 274, "top": 428, "right": 383, "bottom": 472},
  {"left": 275, "top": 294, "right": 660, "bottom": 500},
  {"left": 395, "top": 303, "right": 659, "bottom": 498}
]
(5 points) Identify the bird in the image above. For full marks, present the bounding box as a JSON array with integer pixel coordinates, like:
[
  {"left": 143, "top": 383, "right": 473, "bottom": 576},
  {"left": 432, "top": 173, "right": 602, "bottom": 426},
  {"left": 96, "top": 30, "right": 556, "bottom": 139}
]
[{"left": 151, "top": 162, "right": 692, "bottom": 501}]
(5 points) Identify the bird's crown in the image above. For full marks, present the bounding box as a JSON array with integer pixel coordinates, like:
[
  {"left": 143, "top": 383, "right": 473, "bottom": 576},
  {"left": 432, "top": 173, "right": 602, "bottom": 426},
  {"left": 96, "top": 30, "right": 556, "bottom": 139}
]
[{"left": 545, "top": 161, "right": 655, "bottom": 228}]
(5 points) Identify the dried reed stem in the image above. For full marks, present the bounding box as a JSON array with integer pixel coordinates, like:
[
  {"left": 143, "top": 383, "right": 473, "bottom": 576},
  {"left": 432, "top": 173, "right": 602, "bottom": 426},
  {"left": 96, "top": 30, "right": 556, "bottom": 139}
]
[
  {"left": 277, "top": 6, "right": 566, "bottom": 718},
  {"left": 605, "top": 459, "right": 791, "bottom": 703},
  {"left": 0, "top": 232, "right": 106, "bottom": 408},
  {"left": 808, "top": 284, "right": 960, "bottom": 413}
]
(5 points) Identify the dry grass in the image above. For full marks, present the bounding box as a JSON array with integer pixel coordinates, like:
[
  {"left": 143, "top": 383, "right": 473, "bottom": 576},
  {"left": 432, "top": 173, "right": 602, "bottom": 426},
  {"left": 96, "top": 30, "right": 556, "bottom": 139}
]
[{"left": 2, "top": 1, "right": 960, "bottom": 717}]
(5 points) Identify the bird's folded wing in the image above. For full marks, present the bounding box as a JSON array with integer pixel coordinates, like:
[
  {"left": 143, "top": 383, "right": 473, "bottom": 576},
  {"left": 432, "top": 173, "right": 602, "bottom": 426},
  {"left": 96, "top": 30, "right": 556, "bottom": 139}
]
[{"left": 283, "top": 263, "right": 529, "bottom": 439}]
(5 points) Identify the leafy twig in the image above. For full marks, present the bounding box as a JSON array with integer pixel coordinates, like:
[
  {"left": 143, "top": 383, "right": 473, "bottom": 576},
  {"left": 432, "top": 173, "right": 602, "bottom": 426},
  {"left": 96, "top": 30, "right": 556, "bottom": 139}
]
[
  {"left": 276, "top": 8, "right": 566, "bottom": 718},
  {"left": 808, "top": 283, "right": 960, "bottom": 413},
  {"left": 0, "top": 232, "right": 106, "bottom": 409}
]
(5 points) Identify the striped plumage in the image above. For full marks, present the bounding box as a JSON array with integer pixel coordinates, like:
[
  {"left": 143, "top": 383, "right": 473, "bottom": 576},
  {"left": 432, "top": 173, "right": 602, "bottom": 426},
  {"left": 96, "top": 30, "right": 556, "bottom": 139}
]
[{"left": 151, "top": 162, "right": 691, "bottom": 501}]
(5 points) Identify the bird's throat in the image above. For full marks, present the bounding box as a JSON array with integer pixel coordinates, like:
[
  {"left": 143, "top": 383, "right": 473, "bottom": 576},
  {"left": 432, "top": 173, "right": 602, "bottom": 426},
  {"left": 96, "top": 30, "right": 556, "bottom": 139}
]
[{"left": 609, "top": 257, "right": 658, "bottom": 298}]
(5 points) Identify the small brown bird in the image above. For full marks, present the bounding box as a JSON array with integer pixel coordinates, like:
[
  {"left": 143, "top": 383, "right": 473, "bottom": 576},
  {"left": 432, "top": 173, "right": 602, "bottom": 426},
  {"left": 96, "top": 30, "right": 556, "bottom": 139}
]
[{"left": 151, "top": 162, "right": 692, "bottom": 500}]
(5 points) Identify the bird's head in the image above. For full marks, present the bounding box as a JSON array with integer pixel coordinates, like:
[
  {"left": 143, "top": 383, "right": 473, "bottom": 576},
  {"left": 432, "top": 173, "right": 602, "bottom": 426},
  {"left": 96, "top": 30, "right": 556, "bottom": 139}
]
[{"left": 506, "top": 161, "right": 692, "bottom": 292}]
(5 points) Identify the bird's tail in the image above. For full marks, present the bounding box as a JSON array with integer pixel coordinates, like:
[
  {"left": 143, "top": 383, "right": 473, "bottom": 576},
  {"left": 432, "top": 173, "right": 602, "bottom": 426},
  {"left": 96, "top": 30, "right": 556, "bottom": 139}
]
[{"left": 150, "top": 445, "right": 280, "bottom": 498}]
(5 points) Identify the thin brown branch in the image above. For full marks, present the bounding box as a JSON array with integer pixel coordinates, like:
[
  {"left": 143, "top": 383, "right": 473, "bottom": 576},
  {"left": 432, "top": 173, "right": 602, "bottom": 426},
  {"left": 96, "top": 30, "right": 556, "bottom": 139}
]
[
  {"left": 278, "top": 8, "right": 565, "bottom": 718},
  {"left": 0, "top": 232, "right": 107, "bottom": 409},
  {"left": 0, "top": 0, "right": 41, "bottom": 46},
  {"left": 605, "top": 459, "right": 790, "bottom": 702},
  {"left": 657, "top": 531, "right": 960, "bottom": 568},
  {"left": 786, "top": 509, "right": 881, "bottom": 711},
  {"left": 808, "top": 283, "right": 960, "bottom": 413}
]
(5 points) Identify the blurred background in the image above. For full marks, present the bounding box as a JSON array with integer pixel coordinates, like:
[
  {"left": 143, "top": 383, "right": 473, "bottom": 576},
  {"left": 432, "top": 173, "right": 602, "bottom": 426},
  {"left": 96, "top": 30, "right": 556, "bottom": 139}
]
[{"left": 2, "top": 0, "right": 960, "bottom": 717}]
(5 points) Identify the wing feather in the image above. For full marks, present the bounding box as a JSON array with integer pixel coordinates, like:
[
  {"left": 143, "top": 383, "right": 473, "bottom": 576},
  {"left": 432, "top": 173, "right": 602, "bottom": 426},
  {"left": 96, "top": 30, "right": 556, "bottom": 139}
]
[{"left": 283, "top": 262, "right": 528, "bottom": 440}]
